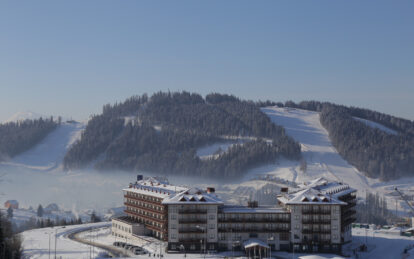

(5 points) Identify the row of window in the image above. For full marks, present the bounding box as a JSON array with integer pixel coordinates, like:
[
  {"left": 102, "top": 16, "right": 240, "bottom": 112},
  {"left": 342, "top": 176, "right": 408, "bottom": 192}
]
[
  {"left": 126, "top": 198, "right": 164, "bottom": 211},
  {"left": 112, "top": 223, "right": 131, "bottom": 233},
  {"left": 126, "top": 191, "right": 163, "bottom": 203},
  {"left": 219, "top": 213, "right": 289, "bottom": 221},
  {"left": 126, "top": 207, "right": 164, "bottom": 220}
]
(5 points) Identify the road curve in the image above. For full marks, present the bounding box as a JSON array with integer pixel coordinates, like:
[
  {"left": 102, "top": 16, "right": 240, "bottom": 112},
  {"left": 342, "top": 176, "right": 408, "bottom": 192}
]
[{"left": 67, "top": 225, "right": 129, "bottom": 258}]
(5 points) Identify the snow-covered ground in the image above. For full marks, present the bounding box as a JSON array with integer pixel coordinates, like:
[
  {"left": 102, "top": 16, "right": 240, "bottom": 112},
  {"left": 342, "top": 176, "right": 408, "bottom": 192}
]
[
  {"left": 21, "top": 223, "right": 414, "bottom": 259},
  {"left": 21, "top": 222, "right": 110, "bottom": 259},
  {"left": 0, "top": 207, "right": 80, "bottom": 228}
]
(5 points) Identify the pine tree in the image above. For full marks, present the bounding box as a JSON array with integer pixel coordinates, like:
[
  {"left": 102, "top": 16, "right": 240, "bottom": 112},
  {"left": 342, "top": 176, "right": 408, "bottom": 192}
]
[
  {"left": 37, "top": 204, "right": 44, "bottom": 217},
  {"left": 7, "top": 207, "right": 13, "bottom": 218}
]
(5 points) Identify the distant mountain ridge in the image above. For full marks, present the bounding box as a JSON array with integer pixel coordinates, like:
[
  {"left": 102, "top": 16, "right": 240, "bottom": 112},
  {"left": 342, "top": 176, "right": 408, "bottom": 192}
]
[{"left": 2, "top": 94, "right": 413, "bottom": 181}]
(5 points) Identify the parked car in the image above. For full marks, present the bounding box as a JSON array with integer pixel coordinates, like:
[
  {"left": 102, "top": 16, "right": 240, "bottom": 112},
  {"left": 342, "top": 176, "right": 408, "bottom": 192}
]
[{"left": 133, "top": 247, "right": 146, "bottom": 255}]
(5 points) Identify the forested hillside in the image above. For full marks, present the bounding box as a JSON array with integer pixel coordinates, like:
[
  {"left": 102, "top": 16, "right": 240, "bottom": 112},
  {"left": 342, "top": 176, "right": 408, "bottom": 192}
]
[
  {"left": 64, "top": 92, "right": 301, "bottom": 177},
  {"left": 0, "top": 118, "right": 58, "bottom": 161},
  {"left": 279, "top": 101, "right": 414, "bottom": 180}
]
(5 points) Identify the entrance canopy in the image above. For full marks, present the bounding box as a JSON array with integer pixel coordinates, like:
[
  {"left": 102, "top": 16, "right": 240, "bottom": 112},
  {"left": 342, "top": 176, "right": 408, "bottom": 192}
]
[{"left": 243, "top": 239, "right": 270, "bottom": 249}]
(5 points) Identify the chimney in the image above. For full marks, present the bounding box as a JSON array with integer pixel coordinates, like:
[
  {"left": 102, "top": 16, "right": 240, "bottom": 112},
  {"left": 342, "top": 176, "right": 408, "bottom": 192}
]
[{"left": 207, "top": 187, "right": 215, "bottom": 194}]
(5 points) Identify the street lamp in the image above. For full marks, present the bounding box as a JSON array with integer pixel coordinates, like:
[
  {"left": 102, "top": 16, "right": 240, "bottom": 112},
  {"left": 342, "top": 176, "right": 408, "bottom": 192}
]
[
  {"left": 44, "top": 231, "right": 53, "bottom": 259},
  {"left": 290, "top": 230, "right": 295, "bottom": 259},
  {"left": 54, "top": 226, "right": 66, "bottom": 259},
  {"left": 196, "top": 225, "right": 206, "bottom": 259},
  {"left": 267, "top": 236, "right": 274, "bottom": 259}
]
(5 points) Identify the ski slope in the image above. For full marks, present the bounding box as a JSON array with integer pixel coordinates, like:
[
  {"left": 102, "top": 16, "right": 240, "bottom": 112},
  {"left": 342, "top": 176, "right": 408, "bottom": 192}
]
[
  {"left": 256, "top": 107, "right": 414, "bottom": 214},
  {"left": 260, "top": 107, "right": 376, "bottom": 197},
  {"left": 5, "top": 122, "right": 85, "bottom": 171}
]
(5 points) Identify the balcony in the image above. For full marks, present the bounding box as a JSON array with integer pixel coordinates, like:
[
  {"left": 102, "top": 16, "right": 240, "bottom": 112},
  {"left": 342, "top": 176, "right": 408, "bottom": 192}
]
[
  {"left": 218, "top": 218, "right": 287, "bottom": 223},
  {"left": 218, "top": 227, "right": 289, "bottom": 233},
  {"left": 302, "top": 219, "right": 331, "bottom": 224},
  {"left": 178, "top": 209, "right": 207, "bottom": 214},
  {"left": 178, "top": 228, "right": 204, "bottom": 234},
  {"left": 178, "top": 219, "right": 207, "bottom": 224}
]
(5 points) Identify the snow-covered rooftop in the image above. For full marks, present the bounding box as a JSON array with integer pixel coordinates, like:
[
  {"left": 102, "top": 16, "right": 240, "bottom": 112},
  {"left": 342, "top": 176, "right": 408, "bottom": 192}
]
[
  {"left": 123, "top": 177, "right": 188, "bottom": 199},
  {"left": 299, "top": 177, "right": 357, "bottom": 199},
  {"left": 243, "top": 238, "right": 269, "bottom": 249},
  {"left": 162, "top": 187, "right": 223, "bottom": 205},
  {"left": 278, "top": 187, "right": 346, "bottom": 205}
]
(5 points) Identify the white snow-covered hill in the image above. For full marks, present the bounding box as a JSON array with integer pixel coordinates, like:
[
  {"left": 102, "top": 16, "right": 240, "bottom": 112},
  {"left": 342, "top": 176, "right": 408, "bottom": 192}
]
[
  {"left": 252, "top": 107, "right": 414, "bottom": 213},
  {"left": 2, "top": 121, "right": 85, "bottom": 171}
]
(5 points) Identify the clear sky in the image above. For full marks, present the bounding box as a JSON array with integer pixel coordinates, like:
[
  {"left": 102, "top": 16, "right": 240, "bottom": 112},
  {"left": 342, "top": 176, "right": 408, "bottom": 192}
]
[{"left": 1, "top": 1, "right": 413, "bottom": 121}]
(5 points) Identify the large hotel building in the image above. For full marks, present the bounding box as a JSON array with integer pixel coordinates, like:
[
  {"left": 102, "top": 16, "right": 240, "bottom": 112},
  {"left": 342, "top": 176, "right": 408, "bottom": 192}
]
[{"left": 112, "top": 176, "right": 356, "bottom": 254}]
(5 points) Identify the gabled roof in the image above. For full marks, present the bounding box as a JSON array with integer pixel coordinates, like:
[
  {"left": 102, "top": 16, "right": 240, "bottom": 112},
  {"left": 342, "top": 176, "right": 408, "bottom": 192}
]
[
  {"left": 123, "top": 177, "right": 188, "bottom": 198},
  {"left": 278, "top": 188, "right": 346, "bottom": 205},
  {"left": 162, "top": 188, "right": 223, "bottom": 205}
]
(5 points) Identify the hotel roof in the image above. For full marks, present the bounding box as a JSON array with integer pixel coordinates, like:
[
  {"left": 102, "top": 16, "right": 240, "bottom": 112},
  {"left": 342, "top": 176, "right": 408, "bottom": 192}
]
[
  {"left": 123, "top": 177, "right": 188, "bottom": 199},
  {"left": 162, "top": 187, "right": 223, "bottom": 205},
  {"left": 277, "top": 187, "right": 346, "bottom": 205}
]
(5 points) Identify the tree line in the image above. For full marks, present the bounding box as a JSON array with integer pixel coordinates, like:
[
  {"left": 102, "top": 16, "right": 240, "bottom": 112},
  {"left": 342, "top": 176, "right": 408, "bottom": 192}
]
[
  {"left": 0, "top": 118, "right": 58, "bottom": 161},
  {"left": 0, "top": 211, "right": 22, "bottom": 258},
  {"left": 64, "top": 92, "right": 301, "bottom": 178}
]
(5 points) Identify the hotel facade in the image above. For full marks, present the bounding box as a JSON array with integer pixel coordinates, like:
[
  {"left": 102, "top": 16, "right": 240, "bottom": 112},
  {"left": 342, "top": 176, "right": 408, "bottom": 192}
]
[{"left": 112, "top": 176, "right": 356, "bottom": 254}]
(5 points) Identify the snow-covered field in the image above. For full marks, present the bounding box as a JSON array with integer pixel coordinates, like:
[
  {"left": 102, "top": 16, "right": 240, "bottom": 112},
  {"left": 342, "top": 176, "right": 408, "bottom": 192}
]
[
  {"left": 21, "top": 223, "right": 414, "bottom": 259},
  {"left": 21, "top": 222, "right": 110, "bottom": 259}
]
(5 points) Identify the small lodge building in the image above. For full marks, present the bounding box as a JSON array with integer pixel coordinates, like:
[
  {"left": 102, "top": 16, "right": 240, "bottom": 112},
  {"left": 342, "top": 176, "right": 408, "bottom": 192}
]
[{"left": 4, "top": 200, "right": 19, "bottom": 209}]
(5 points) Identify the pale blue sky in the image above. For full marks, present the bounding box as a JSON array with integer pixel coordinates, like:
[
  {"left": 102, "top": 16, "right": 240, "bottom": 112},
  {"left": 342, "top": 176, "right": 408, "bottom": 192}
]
[{"left": 1, "top": 1, "right": 413, "bottom": 121}]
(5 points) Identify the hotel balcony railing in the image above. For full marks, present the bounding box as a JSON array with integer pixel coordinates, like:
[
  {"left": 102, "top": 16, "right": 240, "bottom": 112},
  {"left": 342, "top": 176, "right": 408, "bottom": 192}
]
[
  {"left": 302, "top": 210, "right": 331, "bottom": 215},
  {"left": 124, "top": 195, "right": 162, "bottom": 206},
  {"left": 302, "top": 218, "right": 331, "bottom": 224},
  {"left": 124, "top": 209, "right": 165, "bottom": 224},
  {"left": 178, "top": 238, "right": 204, "bottom": 243},
  {"left": 178, "top": 209, "right": 208, "bottom": 214},
  {"left": 178, "top": 219, "right": 207, "bottom": 224},
  {"left": 302, "top": 229, "right": 331, "bottom": 234},
  {"left": 124, "top": 202, "right": 165, "bottom": 215},
  {"left": 218, "top": 227, "right": 289, "bottom": 233},
  {"left": 178, "top": 228, "right": 204, "bottom": 234},
  {"left": 218, "top": 218, "right": 290, "bottom": 223}
]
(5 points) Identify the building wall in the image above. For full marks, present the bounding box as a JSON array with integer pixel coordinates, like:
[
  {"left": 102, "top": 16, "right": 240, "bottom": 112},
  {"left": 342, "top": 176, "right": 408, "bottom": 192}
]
[
  {"left": 331, "top": 205, "right": 341, "bottom": 244},
  {"left": 124, "top": 190, "right": 167, "bottom": 240},
  {"left": 111, "top": 218, "right": 145, "bottom": 239},
  {"left": 167, "top": 204, "right": 219, "bottom": 251}
]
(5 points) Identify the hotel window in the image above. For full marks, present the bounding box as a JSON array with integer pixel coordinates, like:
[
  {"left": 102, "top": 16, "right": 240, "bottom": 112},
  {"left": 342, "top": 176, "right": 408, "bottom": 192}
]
[
  {"left": 209, "top": 214, "right": 215, "bottom": 220},
  {"left": 209, "top": 234, "right": 215, "bottom": 239},
  {"left": 295, "top": 224, "right": 300, "bottom": 230},
  {"left": 209, "top": 224, "right": 215, "bottom": 229}
]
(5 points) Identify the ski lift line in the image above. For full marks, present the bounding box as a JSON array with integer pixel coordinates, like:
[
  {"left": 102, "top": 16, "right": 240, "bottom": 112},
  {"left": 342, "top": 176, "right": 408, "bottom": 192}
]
[{"left": 394, "top": 187, "right": 414, "bottom": 215}]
